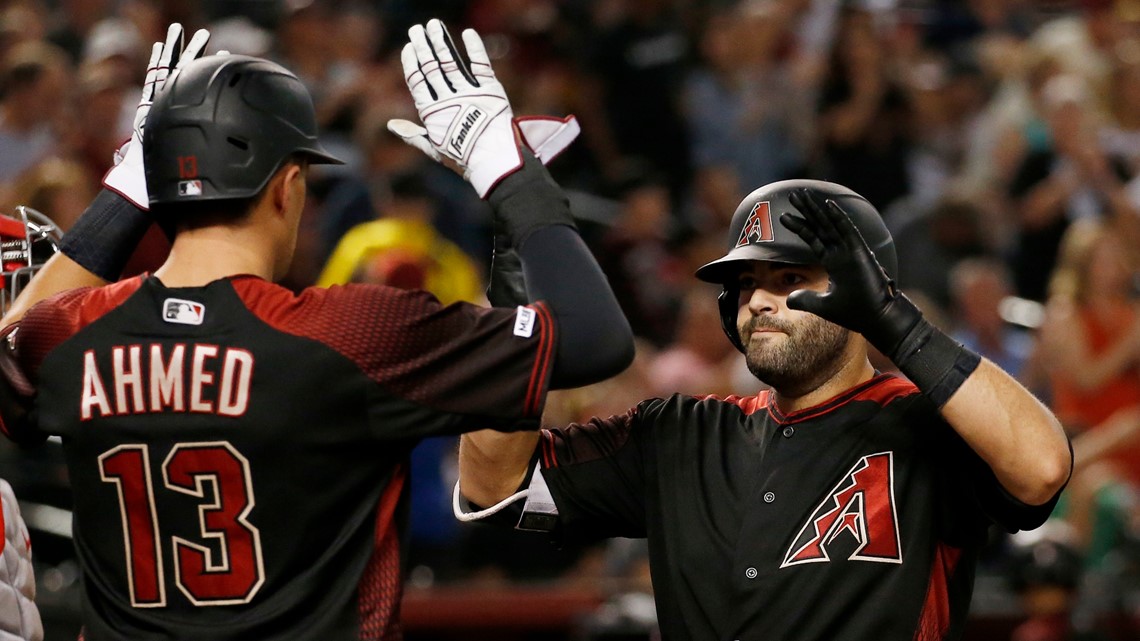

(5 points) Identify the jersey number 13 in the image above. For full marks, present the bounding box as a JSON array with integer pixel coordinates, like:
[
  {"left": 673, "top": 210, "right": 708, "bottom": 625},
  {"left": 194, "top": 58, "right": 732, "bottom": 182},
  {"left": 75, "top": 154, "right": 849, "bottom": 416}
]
[{"left": 98, "top": 441, "right": 265, "bottom": 608}]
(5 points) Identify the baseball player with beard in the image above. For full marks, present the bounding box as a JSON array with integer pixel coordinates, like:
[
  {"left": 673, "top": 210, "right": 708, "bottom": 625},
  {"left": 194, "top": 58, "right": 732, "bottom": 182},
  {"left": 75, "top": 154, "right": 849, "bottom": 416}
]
[{"left": 457, "top": 180, "right": 1072, "bottom": 641}]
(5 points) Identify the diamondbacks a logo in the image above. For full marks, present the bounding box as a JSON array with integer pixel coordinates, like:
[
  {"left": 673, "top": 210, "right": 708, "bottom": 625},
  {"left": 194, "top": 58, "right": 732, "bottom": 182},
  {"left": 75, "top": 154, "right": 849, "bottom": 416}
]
[
  {"left": 781, "top": 452, "right": 902, "bottom": 568},
  {"left": 735, "top": 201, "right": 774, "bottom": 248}
]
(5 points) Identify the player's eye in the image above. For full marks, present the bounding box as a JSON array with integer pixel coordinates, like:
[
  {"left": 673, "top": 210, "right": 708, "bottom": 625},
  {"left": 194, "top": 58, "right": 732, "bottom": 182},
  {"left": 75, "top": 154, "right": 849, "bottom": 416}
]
[
  {"left": 737, "top": 275, "right": 758, "bottom": 290},
  {"left": 780, "top": 272, "right": 807, "bottom": 287}
]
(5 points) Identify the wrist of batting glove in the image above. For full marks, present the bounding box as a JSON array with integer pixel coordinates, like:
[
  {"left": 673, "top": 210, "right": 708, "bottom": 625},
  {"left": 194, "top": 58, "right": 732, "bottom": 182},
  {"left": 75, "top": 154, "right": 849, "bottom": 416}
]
[
  {"left": 389, "top": 19, "right": 523, "bottom": 198},
  {"left": 389, "top": 113, "right": 580, "bottom": 195},
  {"left": 515, "top": 115, "right": 580, "bottom": 165},
  {"left": 869, "top": 296, "right": 981, "bottom": 408},
  {"left": 489, "top": 151, "right": 576, "bottom": 248}
]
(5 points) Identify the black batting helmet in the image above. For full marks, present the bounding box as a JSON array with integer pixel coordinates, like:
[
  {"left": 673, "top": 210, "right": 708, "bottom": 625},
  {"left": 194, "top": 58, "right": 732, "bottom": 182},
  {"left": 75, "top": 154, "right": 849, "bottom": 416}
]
[
  {"left": 695, "top": 179, "right": 896, "bottom": 353},
  {"left": 143, "top": 54, "right": 342, "bottom": 207}
]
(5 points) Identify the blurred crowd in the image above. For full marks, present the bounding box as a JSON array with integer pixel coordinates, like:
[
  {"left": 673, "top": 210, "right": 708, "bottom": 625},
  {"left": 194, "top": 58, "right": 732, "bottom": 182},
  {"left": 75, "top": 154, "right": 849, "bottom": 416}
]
[{"left": 3, "top": 0, "right": 1140, "bottom": 639}]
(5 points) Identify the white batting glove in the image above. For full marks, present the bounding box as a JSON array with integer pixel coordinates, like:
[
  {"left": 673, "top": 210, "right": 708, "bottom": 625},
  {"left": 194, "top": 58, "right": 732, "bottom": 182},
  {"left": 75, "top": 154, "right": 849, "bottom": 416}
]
[
  {"left": 103, "top": 23, "right": 210, "bottom": 210},
  {"left": 389, "top": 114, "right": 581, "bottom": 167},
  {"left": 387, "top": 20, "right": 524, "bottom": 198},
  {"left": 515, "top": 115, "right": 581, "bottom": 165}
]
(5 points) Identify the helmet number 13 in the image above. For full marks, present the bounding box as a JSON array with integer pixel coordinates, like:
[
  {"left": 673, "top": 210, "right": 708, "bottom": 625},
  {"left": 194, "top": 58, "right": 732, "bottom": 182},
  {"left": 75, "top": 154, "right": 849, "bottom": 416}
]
[{"left": 98, "top": 441, "right": 264, "bottom": 608}]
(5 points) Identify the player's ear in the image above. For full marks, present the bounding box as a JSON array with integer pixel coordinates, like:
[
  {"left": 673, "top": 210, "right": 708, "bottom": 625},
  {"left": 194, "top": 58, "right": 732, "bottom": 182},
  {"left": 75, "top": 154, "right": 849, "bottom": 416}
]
[{"left": 268, "top": 161, "right": 305, "bottom": 216}]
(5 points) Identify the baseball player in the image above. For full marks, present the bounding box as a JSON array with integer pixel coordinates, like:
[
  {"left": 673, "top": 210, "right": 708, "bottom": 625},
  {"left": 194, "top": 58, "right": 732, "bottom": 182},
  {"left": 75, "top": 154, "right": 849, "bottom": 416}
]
[
  {"left": 457, "top": 181, "right": 1072, "bottom": 640},
  {"left": 0, "top": 21, "right": 632, "bottom": 641}
]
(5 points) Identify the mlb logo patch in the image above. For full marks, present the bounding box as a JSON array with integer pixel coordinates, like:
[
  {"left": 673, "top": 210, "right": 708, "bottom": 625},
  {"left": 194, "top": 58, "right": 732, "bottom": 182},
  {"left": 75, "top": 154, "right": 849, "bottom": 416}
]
[
  {"left": 163, "top": 298, "right": 205, "bottom": 325},
  {"left": 514, "top": 306, "right": 536, "bottom": 338},
  {"left": 178, "top": 180, "right": 202, "bottom": 196}
]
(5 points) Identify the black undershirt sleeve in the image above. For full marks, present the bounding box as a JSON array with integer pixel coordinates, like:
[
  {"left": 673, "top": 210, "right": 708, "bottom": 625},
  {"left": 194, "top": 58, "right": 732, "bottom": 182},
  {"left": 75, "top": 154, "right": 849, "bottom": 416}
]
[
  {"left": 517, "top": 225, "right": 633, "bottom": 389},
  {"left": 487, "top": 151, "right": 633, "bottom": 390}
]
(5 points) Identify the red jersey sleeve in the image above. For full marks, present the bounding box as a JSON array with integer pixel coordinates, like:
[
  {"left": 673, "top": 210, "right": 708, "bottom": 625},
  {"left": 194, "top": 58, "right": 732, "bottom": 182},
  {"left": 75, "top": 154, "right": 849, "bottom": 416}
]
[{"left": 234, "top": 278, "right": 557, "bottom": 421}]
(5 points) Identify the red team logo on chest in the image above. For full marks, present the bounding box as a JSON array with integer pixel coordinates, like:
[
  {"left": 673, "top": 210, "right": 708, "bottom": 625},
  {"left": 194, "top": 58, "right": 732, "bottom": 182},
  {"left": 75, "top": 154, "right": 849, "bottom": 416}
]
[{"left": 781, "top": 452, "right": 902, "bottom": 568}]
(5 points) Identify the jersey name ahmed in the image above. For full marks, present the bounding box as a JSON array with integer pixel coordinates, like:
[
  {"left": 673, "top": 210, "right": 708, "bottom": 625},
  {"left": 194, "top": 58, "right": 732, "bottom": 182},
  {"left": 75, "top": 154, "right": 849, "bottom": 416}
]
[
  {"left": 79, "top": 342, "right": 254, "bottom": 419},
  {"left": 5, "top": 274, "right": 557, "bottom": 641}
]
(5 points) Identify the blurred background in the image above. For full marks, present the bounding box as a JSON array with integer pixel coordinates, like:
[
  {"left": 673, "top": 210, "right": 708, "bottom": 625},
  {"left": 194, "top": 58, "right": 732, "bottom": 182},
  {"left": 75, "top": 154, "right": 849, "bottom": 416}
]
[{"left": 2, "top": 0, "right": 1140, "bottom": 639}]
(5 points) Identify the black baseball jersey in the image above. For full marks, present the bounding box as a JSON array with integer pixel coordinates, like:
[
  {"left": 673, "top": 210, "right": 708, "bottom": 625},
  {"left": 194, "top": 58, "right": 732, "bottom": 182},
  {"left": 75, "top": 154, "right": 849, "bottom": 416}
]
[
  {"left": 3, "top": 274, "right": 557, "bottom": 641},
  {"left": 536, "top": 374, "right": 1057, "bottom": 641}
]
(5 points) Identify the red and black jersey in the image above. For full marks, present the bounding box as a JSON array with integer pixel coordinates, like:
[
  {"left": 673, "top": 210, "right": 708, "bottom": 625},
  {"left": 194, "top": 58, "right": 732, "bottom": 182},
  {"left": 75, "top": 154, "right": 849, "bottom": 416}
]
[
  {"left": 536, "top": 374, "right": 1056, "bottom": 641},
  {"left": 6, "top": 274, "right": 557, "bottom": 641}
]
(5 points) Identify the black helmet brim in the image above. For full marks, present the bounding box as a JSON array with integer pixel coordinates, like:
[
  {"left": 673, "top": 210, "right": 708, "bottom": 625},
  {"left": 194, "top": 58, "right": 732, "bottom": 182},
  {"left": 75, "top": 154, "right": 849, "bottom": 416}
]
[
  {"left": 300, "top": 147, "right": 345, "bottom": 166},
  {"left": 694, "top": 244, "right": 819, "bottom": 284}
]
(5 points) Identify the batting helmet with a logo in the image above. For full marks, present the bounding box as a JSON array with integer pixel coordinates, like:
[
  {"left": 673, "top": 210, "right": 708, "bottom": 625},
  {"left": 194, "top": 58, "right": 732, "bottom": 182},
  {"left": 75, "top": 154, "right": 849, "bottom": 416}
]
[
  {"left": 143, "top": 55, "right": 342, "bottom": 208},
  {"left": 695, "top": 179, "right": 896, "bottom": 352}
]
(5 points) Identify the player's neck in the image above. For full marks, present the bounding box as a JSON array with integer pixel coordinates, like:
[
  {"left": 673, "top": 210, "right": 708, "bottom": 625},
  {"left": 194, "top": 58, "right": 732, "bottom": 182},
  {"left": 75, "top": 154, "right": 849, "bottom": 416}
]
[
  {"left": 771, "top": 343, "right": 876, "bottom": 414},
  {"left": 154, "top": 225, "right": 278, "bottom": 287}
]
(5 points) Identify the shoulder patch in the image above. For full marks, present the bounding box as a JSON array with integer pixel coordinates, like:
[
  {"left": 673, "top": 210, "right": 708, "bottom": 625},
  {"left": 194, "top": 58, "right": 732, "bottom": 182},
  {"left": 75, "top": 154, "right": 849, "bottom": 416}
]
[{"left": 513, "top": 306, "right": 536, "bottom": 338}]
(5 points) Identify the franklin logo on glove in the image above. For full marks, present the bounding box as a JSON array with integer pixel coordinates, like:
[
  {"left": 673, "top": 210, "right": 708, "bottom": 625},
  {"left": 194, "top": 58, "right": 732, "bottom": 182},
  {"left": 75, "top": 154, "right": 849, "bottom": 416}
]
[{"left": 449, "top": 105, "right": 486, "bottom": 157}]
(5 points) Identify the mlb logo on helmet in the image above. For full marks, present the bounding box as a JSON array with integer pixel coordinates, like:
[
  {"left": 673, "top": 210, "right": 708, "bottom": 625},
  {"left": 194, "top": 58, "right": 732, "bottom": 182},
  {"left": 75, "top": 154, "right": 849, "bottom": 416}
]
[
  {"left": 178, "top": 180, "right": 202, "bottom": 196},
  {"left": 162, "top": 298, "right": 205, "bottom": 325},
  {"left": 735, "top": 201, "right": 774, "bottom": 248}
]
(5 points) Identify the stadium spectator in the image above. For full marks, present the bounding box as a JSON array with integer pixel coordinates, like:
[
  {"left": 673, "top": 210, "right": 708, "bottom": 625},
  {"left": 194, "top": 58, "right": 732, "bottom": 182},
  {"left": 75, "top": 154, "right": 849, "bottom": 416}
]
[{"left": 1039, "top": 219, "right": 1140, "bottom": 562}]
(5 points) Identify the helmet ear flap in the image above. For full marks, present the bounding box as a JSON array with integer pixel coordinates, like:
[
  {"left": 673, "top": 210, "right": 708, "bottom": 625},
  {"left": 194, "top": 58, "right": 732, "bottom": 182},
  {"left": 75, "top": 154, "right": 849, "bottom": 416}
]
[{"left": 718, "top": 286, "right": 745, "bottom": 354}]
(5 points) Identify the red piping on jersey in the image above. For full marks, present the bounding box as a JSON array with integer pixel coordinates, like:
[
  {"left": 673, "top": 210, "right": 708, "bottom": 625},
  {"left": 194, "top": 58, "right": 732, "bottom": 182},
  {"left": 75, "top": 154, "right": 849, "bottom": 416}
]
[
  {"left": 913, "top": 542, "right": 961, "bottom": 641},
  {"left": 358, "top": 466, "right": 406, "bottom": 641},
  {"left": 524, "top": 302, "right": 555, "bottom": 417},
  {"left": 540, "top": 430, "right": 556, "bottom": 469},
  {"left": 697, "top": 392, "right": 768, "bottom": 416},
  {"left": 765, "top": 374, "right": 919, "bottom": 425}
]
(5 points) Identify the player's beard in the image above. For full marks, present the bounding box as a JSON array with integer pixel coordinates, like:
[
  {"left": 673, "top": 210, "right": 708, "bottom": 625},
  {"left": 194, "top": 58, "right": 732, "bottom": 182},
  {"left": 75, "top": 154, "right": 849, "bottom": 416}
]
[{"left": 740, "top": 313, "right": 851, "bottom": 396}]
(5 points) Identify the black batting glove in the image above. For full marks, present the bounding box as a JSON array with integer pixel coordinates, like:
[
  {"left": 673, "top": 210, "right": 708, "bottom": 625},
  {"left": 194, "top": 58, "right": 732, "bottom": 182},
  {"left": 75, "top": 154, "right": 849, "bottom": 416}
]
[
  {"left": 779, "top": 188, "right": 923, "bottom": 361},
  {"left": 487, "top": 230, "right": 528, "bottom": 308},
  {"left": 779, "top": 188, "right": 980, "bottom": 407}
]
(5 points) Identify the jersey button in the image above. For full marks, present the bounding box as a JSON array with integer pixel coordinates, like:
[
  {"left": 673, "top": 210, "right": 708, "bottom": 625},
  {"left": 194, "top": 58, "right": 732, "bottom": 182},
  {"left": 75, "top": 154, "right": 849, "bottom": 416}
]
[
  {"left": 782, "top": 426, "right": 794, "bottom": 438},
  {"left": 763, "top": 492, "right": 775, "bottom": 503},
  {"left": 745, "top": 567, "right": 758, "bottom": 579}
]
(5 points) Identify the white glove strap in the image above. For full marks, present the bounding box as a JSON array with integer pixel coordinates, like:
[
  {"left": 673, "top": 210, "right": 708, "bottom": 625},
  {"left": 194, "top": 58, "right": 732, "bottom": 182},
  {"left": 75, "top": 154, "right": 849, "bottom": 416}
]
[
  {"left": 452, "top": 481, "right": 528, "bottom": 522},
  {"left": 516, "top": 116, "right": 580, "bottom": 165},
  {"left": 451, "top": 464, "right": 559, "bottom": 533}
]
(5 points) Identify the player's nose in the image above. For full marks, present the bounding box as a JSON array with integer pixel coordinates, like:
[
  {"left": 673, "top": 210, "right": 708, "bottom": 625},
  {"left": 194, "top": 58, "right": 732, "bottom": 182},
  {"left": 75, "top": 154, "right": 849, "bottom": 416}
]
[{"left": 745, "top": 286, "right": 780, "bottom": 315}]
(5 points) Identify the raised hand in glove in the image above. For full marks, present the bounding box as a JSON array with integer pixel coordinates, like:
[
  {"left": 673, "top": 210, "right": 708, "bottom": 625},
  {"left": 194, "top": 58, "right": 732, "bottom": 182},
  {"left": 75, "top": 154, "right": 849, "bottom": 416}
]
[
  {"left": 778, "top": 189, "right": 917, "bottom": 360},
  {"left": 779, "top": 188, "right": 980, "bottom": 406},
  {"left": 104, "top": 23, "right": 211, "bottom": 210},
  {"left": 387, "top": 19, "right": 525, "bottom": 198}
]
